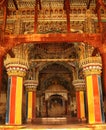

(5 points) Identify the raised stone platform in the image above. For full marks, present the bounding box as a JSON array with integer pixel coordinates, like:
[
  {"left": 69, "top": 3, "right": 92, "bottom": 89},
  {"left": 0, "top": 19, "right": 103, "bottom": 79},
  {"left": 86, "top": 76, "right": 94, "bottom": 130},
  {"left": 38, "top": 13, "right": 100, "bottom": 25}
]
[
  {"left": 33, "top": 117, "right": 78, "bottom": 125},
  {"left": 41, "top": 117, "right": 67, "bottom": 124},
  {"left": 33, "top": 117, "right": 67, "bottom": 124}
]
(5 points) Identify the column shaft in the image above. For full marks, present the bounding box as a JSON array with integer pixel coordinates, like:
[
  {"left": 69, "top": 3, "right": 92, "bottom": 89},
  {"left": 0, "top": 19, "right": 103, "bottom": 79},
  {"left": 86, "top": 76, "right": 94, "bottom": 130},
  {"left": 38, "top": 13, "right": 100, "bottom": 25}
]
[
  {"left": 86, "top": 74, "right": 105, "bottom": 123},
  {"left": 65, "top": 100, "right": 68, "bottom": 115},
  {"left": 32, "top": 91, "right": 36, "bottom": 120},
  {"left": 101, "top": 53, "right": 106, "bottom": 96},
  {"left": 27, "top": 92, "right": 33, "bottom": 120},
  {"left": 26, "top": 91, "right": 36, "bottom": 122},
  {"left": 6, "top": 76, "right": 23, "bottom": 125},
  {"left": 45, "top": 100, "right": 48, "bottom": 117},
  {"left": 100, "top": 53, "right": 106, "bottom": 120},
  {"left": 76, "top": 91, "right": 80, "bottom": 120},
  {"left": 76, "top": 91, "right": 85, "bottom": 121}
]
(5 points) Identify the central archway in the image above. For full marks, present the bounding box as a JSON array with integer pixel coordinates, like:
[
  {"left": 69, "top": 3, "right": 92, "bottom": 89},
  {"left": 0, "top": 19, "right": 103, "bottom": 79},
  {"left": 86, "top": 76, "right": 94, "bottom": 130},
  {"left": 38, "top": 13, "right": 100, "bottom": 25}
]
[{"left": 48, "top": 94, "right": 65, "bottom": 117}]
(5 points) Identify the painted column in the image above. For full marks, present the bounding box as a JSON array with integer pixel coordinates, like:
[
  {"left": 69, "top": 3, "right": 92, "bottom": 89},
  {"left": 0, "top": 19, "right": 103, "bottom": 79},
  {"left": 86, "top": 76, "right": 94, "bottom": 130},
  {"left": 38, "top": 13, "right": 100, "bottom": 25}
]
[
  {"left": 24, "top": 80, "right": 38, "bottom": 123},
  {"left": 73, "top": 79, "right": 86, "bottom": 122},
  {"left": 4, "top": 58, "right": 28, "bottom": 125},
  {"left": 80, "top": 56, "right": 105, "bottom": 124},
  {"left": 100, "top": 53, "right": 106, "bottom": 116},
  {"left": 98, "top": 45, "right": 106, "bottom": 120}
]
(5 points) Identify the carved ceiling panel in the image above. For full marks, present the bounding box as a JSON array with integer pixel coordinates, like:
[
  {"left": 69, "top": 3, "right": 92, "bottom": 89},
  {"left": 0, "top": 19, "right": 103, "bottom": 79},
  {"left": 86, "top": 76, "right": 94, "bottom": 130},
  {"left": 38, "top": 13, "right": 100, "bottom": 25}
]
[{"left": 29, "top": 42, "right": 79, "bottom": 59}]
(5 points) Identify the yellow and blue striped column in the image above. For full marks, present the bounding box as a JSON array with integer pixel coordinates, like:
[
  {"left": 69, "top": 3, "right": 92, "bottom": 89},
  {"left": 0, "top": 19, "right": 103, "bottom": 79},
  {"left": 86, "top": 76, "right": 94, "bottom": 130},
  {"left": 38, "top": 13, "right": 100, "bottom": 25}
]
[
  {"left": 81, "top": 57, "right": 105, "bottom": 124},
  {"left": 4, "top": 58, "right": 28, "bottom": 125},
  {"left": 73, "top": 79, "right": 86, "bottom": 122},
  {"left": 24, "top": 80, "right": 38, "bottom": 123}
]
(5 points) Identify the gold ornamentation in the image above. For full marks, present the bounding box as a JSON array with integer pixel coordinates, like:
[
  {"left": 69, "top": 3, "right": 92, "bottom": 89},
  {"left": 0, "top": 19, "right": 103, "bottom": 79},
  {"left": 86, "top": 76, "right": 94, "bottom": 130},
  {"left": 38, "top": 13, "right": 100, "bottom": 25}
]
[
  {"left": 72, "top": 79, "right": 85, "bottom": 91},
  {"left": 4, "top": 58, "right": 28, "bottom": 77},
  {"left": 24, "top": 80, "right": 38, "bottom": 91},
  {"left": 80, "top": 57, "right": 102, "bottom": 76},
  {"left": 83, "top": 69, "right": 102, "bottom": 76},
  {"left": 7, "top": 70, "right": 26, "bottom": 77}
]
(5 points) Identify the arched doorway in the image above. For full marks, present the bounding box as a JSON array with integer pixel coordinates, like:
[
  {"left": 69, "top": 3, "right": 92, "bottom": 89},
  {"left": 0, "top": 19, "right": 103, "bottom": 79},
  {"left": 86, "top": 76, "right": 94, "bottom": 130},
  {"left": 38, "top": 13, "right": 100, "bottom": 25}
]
[
  {"left": 36, "top": 62, "right": 76, "bottom": 119},
  {"left": 48, "top": 94, "right": 65, "bottom": 117}
]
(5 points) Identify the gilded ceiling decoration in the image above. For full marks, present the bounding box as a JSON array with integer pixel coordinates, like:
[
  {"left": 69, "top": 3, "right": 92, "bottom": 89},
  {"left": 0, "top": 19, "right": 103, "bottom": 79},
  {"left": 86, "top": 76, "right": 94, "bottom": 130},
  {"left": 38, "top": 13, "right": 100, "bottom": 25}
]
[{"left": 0, "top": 0, "right": 106, "bottom": 94}]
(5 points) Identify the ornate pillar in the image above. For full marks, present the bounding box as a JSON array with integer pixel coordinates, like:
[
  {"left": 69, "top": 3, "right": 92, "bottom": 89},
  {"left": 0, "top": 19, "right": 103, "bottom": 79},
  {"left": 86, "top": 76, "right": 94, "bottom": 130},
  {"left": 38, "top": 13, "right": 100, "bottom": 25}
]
[
  {"left": 4, "top": 58, "right": 28, "bottom": 125},
  {"left": 24, "top": 80, "right": 38, "bottom": 123},
  {"left": 73, "top": 79, "right": 86, "bottom": 122},
  {"left": 101, "top": 53, "right": 106, "bottom": 120},
  {"left": 80, "top": 57, "right": 105, "bottom": 124}
]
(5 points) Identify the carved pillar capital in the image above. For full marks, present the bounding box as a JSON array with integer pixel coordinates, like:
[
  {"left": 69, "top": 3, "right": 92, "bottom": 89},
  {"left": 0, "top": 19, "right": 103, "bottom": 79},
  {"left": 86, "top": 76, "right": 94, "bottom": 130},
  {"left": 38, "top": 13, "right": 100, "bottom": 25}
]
[
  {"left": 80, "top": 57, "right": 102, "bottom": 76},
  {"left": 4, "top": 58, "right": 28, "bottom": 77},
  {"left": 72, "top": 79, "right": 85, "bottom": 91},
  {"left": 24, "top": 80, "right": 38, "bottom": 91}
]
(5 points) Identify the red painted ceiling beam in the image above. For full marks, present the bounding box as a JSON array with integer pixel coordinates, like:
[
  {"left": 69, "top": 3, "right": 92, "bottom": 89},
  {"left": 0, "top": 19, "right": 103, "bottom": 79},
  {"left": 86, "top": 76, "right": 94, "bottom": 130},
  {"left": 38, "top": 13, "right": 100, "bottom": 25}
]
[{"left": 3, "top": 33, "right": 104, "bottom": 50}]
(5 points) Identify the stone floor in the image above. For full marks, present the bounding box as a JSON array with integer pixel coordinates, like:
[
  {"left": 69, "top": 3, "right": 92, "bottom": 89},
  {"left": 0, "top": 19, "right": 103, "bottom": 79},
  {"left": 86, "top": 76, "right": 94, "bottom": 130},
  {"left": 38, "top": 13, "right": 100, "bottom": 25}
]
[
  {"left": 0, "top": 118, "right": 106, "bottom": 130},
  {"left": 0, "top": 123, "right": 106, "bottom": 130}
]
